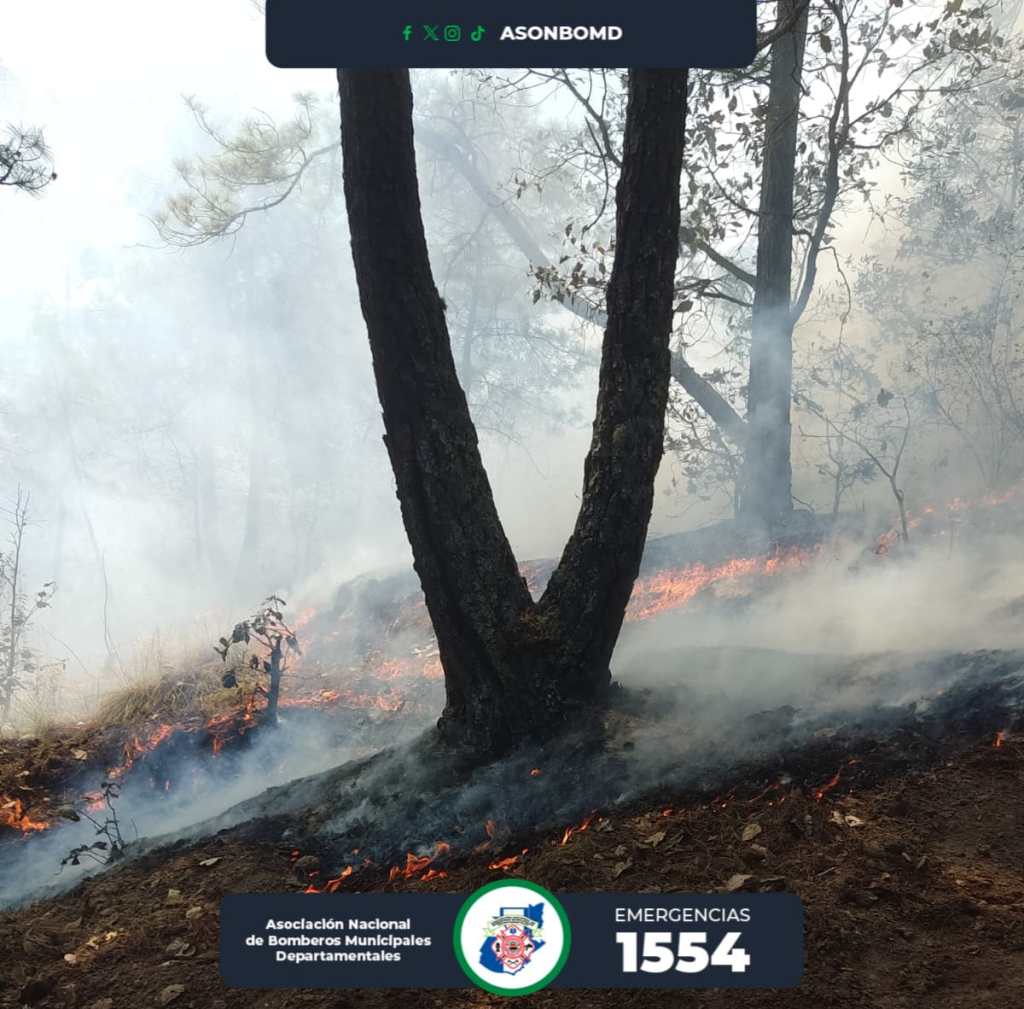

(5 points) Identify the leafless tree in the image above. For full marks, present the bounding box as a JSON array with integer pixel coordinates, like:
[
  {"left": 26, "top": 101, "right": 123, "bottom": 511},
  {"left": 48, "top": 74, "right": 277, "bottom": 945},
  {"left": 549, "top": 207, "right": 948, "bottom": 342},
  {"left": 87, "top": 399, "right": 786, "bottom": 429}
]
[{"left": 0, "top": 490, "right": 56, "bottom": 721}]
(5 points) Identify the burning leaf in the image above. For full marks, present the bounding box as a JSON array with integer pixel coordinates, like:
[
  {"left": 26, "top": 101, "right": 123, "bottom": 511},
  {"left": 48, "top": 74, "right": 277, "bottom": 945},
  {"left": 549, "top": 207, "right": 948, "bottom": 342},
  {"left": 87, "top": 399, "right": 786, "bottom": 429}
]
[
  {"left": 560, "top": 812, "right": 596, "bottom": 846},
  {"left": 323, "top": 866, "right": 354, "bottom": 892},
  {"left": 741, "top": 823, "right": 763, "bottom": 842}
]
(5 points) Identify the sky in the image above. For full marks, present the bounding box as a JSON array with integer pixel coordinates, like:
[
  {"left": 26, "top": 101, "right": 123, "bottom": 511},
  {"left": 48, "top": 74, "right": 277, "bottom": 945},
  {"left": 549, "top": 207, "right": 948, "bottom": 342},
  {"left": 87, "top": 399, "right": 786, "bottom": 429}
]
[{"left": 1, "top": 0, "right": 327, "bottom": 301}]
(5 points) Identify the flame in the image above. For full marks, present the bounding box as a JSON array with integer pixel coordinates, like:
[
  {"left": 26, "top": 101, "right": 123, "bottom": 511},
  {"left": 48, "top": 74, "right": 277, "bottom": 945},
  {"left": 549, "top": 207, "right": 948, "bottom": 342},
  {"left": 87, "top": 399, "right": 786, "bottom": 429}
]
[
  {"left": 387, "top": 841, "right": 451, "bottom": 882},
  {"left": 488, "top": 847, "right": 528, "bottom": 871},
  {"left": 304, "top": 865, "right": 354, "bottom": 894},
  {"left": 106, "top": 723, "right": 176, "bottom": 781},
  {"left": 560, "top": 812, "right": 595, "bottom": 846},
  {"left": 33, "top": 479, "right": 1018, "bottom": 816},
  {"left": 0, "top": 795, "right": 50, "bottom": 833},
  {"left": 875, "top": 479, "right": 1023, "bottom": 553},
  {"left": 625, "top": 547, "right": 814, "bottom": 622},
  {"left": 814, "top": 758, "right": 860, "bottom": 801},
  {"left": 993, "top": 730, "right": 1008, "bottom": 749}
]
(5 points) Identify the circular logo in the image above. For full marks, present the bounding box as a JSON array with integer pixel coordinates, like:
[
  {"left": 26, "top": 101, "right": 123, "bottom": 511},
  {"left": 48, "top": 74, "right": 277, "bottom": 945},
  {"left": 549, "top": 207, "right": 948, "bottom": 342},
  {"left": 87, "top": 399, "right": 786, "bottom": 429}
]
[{"left": 453, "top": 879, "right": 571, "bottom": 996}]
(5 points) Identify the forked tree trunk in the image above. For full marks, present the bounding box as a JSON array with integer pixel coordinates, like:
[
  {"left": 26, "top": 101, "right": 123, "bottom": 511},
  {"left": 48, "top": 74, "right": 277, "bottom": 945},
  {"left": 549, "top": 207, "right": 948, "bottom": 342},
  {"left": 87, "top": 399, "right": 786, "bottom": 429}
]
[
  {"left": 740, "top": 0, "right": 809, "bottom": 525},
  {"left": 338, "top": 69, "right": 688, "bottom": 754}
]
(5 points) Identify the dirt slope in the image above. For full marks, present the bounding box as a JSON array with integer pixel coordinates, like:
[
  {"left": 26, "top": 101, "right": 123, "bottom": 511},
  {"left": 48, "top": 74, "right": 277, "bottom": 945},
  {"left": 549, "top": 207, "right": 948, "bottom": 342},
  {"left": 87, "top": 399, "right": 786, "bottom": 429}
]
[{"left": 2, "top": 729, "right": 1021, "bottom": 1009}]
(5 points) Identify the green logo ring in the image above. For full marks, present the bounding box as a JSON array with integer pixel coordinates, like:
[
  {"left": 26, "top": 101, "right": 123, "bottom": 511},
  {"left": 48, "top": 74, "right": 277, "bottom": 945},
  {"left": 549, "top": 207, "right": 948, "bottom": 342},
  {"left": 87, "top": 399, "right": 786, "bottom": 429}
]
[{"left": 452, "top": 879, "right": 572, "bottom": 996}]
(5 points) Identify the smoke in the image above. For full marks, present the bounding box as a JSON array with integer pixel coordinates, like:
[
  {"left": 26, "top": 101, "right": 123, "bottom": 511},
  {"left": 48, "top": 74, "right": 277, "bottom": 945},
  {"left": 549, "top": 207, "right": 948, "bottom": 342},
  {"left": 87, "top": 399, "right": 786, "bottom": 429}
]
[
  {"left": 0, "top": 701, "right": 434, "bottom": 906},
  {"left": 6, "top": 521, "right": 1024, "bottom": 909},
  {"left": 618, "top": 532, "right": 1024, "bottom": 667}
]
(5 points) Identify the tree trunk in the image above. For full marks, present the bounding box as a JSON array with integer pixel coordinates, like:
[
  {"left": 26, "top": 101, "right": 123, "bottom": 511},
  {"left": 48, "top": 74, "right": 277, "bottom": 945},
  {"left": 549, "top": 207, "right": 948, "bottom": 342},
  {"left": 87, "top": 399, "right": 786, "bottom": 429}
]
[
  {"left": 338, "top": 69, "right": 688, "bottom": 755},
  {"left": 740, "top": 0, "right": 809, "bottom": 526},
  {"left": 416, "top": 123, "right": 746, "bottom": 443}
]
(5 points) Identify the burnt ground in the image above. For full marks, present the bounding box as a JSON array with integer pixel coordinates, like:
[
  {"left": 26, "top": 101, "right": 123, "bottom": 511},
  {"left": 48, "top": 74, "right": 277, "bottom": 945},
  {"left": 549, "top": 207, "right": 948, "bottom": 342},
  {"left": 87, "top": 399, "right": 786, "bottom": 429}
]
[
  {"left": 2, "top": 727, "right": 1021, "bottom": 1009},
  {"left": 0, "top": 728, "right": 123, "bottom": 829}
]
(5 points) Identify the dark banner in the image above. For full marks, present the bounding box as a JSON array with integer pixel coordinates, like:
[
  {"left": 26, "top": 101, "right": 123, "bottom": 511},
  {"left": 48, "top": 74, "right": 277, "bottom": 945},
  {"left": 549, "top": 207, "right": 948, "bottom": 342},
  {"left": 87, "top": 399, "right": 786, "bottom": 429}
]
[
  {"left": 220, "top": 884, "right": 803, "bottom": 992},
  {"left": 265, "top": 0, "right": 757, "bottom": 69}
]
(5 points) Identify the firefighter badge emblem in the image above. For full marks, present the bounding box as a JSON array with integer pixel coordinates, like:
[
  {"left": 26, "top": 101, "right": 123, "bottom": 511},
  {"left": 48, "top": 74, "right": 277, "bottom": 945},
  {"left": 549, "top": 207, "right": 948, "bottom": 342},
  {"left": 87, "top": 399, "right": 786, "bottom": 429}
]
[{"left": 454, "top": 880, "right": 571, "bottom": 994}]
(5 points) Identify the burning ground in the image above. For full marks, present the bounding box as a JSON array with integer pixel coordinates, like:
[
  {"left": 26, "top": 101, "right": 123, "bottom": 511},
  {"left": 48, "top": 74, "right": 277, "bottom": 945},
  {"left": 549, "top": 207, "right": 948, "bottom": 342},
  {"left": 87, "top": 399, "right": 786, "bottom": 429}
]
[
  {"left": 0, "top": 707, "right": 1021, "bottom": 1008},
  {"left": 3, "top": 489, "right": 1024, "bottom": 1003}
]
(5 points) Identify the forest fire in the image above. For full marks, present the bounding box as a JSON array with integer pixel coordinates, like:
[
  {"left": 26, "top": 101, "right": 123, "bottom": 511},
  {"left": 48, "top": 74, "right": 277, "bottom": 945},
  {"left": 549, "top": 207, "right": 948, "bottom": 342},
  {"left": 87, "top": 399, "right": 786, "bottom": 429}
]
[
  {"left": 304, "top": 865, "right": 354, "bottom": 894},
  {"left": 107, "top": 723, "right": 177, "bottom": 781},
  {"left": 387, "top": 842, "right": 451, "bottom": 883},
  {"left": 625, "top": 547, "right": 815, "bottom": 621},
  {"left": 875, "top": 479, "right": 1024, "bottom": 553},
  {"left": 0, "top": 795, "right": 50, "bottom": 834},
  {"left": 4, "top": 474, "right": 1022, "bottom": 853},
  {"left": 813, "top": 759, "right": 861, "bottom": 801},
  {"left": 488, "top": 851, "right": 527, "bottom": 871},
  {"left": 560, "top": 812, "right": 596, "bottom": 846}
]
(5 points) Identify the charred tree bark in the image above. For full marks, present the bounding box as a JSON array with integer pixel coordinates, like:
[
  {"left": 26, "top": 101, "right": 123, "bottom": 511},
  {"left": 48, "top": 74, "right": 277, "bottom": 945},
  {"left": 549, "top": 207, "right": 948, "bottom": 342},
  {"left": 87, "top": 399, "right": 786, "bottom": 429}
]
[
  {"left": 416, "top": 123, "right": 744, "bottom": 441},
  {"left": 537, "top": 71, "right": 689, "bottom": 696},
  {"left": 740, "top": 0, "right": 808, "bottom": 526},
  {"left": 338, "top": 69, "right": 688, "bottom": 754}
]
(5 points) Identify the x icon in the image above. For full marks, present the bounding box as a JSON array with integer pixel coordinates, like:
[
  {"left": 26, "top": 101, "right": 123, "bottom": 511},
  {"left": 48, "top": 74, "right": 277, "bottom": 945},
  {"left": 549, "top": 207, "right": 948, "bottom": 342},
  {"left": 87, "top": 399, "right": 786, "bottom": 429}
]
[{"left": 422, "top": 25, "right": 439, "bottom": 40}]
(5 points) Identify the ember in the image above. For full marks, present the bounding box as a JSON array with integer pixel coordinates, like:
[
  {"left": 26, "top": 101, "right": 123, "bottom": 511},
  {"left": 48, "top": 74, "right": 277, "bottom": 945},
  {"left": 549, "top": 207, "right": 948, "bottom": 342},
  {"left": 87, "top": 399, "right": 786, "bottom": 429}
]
[
  {"left": 560, "top": 812, "right": 595, "bottom": 846},
  {"left": 305, "top": 865, "right": 354, "bottom": 894},
  {"left": 387, "top": 842, "right": 451, "bottom": 882},
  {"left": 814, "top": 759, "right": 860, "bottom": 801},
  {"left": 0, "top": 795, "right": 50, "bottom": 833}
]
